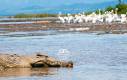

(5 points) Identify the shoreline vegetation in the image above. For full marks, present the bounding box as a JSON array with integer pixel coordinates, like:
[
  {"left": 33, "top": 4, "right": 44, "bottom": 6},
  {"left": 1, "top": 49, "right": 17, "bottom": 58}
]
[
  {"left": 86, "top": 3, "right": 127, "bottom": 15},
  {"left": 4, "top": 3, "right": 126, "bottom": 18},
  {"left": 14, "top": 14, "right": 58, "bottom": 18}
]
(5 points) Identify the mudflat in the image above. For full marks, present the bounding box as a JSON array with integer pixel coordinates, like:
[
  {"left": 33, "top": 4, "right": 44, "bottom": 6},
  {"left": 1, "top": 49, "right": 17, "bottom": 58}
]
[{"left": 0, "top": 22, "right": 127, "bottom": 34}]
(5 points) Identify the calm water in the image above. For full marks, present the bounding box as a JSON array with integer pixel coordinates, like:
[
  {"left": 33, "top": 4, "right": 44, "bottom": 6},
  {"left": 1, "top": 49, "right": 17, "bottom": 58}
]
[{"left": 0, "top": 31, "right": 127, "bottom": 80}]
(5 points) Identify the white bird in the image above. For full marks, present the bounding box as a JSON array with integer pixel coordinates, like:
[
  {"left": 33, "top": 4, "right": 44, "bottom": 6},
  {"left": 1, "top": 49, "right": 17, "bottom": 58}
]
[
  {"left": 57, "top": 9, "right": 127, "bottom": 24},
  {"left": 57, "top": 49, "right": 71, "bottom": 61},
  {"left": 67, "top": 14, "right": 74, "bottom": 23},
  {"left": 120, "top": 14, "right": 127, "bottom": 23},
  {"left": 58, "top": 13, "right": 66, "bottom": 23}
]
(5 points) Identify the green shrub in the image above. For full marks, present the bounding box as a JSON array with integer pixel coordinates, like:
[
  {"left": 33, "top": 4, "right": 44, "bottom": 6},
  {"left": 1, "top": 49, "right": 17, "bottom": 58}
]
[
  {"left": 116, "top": 4, "right": 127, "bottom": 14},
  {"left": 14, "top": 13, "right": 57, "bottom": 18},
  {"left": 93, "top": 4, "right": 127, "bottom": 14},
  {"left": 105, "top": 6, "right": 115, "bottom": 11}
]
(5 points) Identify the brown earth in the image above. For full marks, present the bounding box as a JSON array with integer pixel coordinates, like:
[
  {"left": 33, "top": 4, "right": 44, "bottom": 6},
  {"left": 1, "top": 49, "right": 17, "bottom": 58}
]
[
  {"left": 0, "top": 22, "right": 127, "bottom": 34},
  {"left": 0, "top": 53, "right": 73, "bottom": 68}
]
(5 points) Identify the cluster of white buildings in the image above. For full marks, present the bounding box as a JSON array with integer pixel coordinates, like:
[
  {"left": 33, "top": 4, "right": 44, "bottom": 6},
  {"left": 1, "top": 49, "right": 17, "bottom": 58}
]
[{"left": 58, "top": 9, "right": 127, "bottom": 24}]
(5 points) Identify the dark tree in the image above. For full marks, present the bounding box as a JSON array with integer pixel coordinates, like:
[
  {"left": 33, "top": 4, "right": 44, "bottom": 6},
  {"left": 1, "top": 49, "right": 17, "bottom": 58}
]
[{"left": 118, "top": 0, "right": 123, "bottom": 4}]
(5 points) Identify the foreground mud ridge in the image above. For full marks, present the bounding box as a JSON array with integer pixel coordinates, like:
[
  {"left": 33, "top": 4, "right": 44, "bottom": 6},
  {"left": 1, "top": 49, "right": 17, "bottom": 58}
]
[{"left": 0, "top": 53, "right": 73, "bottom": 68}]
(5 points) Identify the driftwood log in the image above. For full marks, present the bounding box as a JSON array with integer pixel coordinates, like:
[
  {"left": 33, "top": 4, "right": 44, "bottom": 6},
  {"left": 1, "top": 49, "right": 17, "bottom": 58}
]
[{"left": 0, "top": 53, "right": 73, "bottom": 68}]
